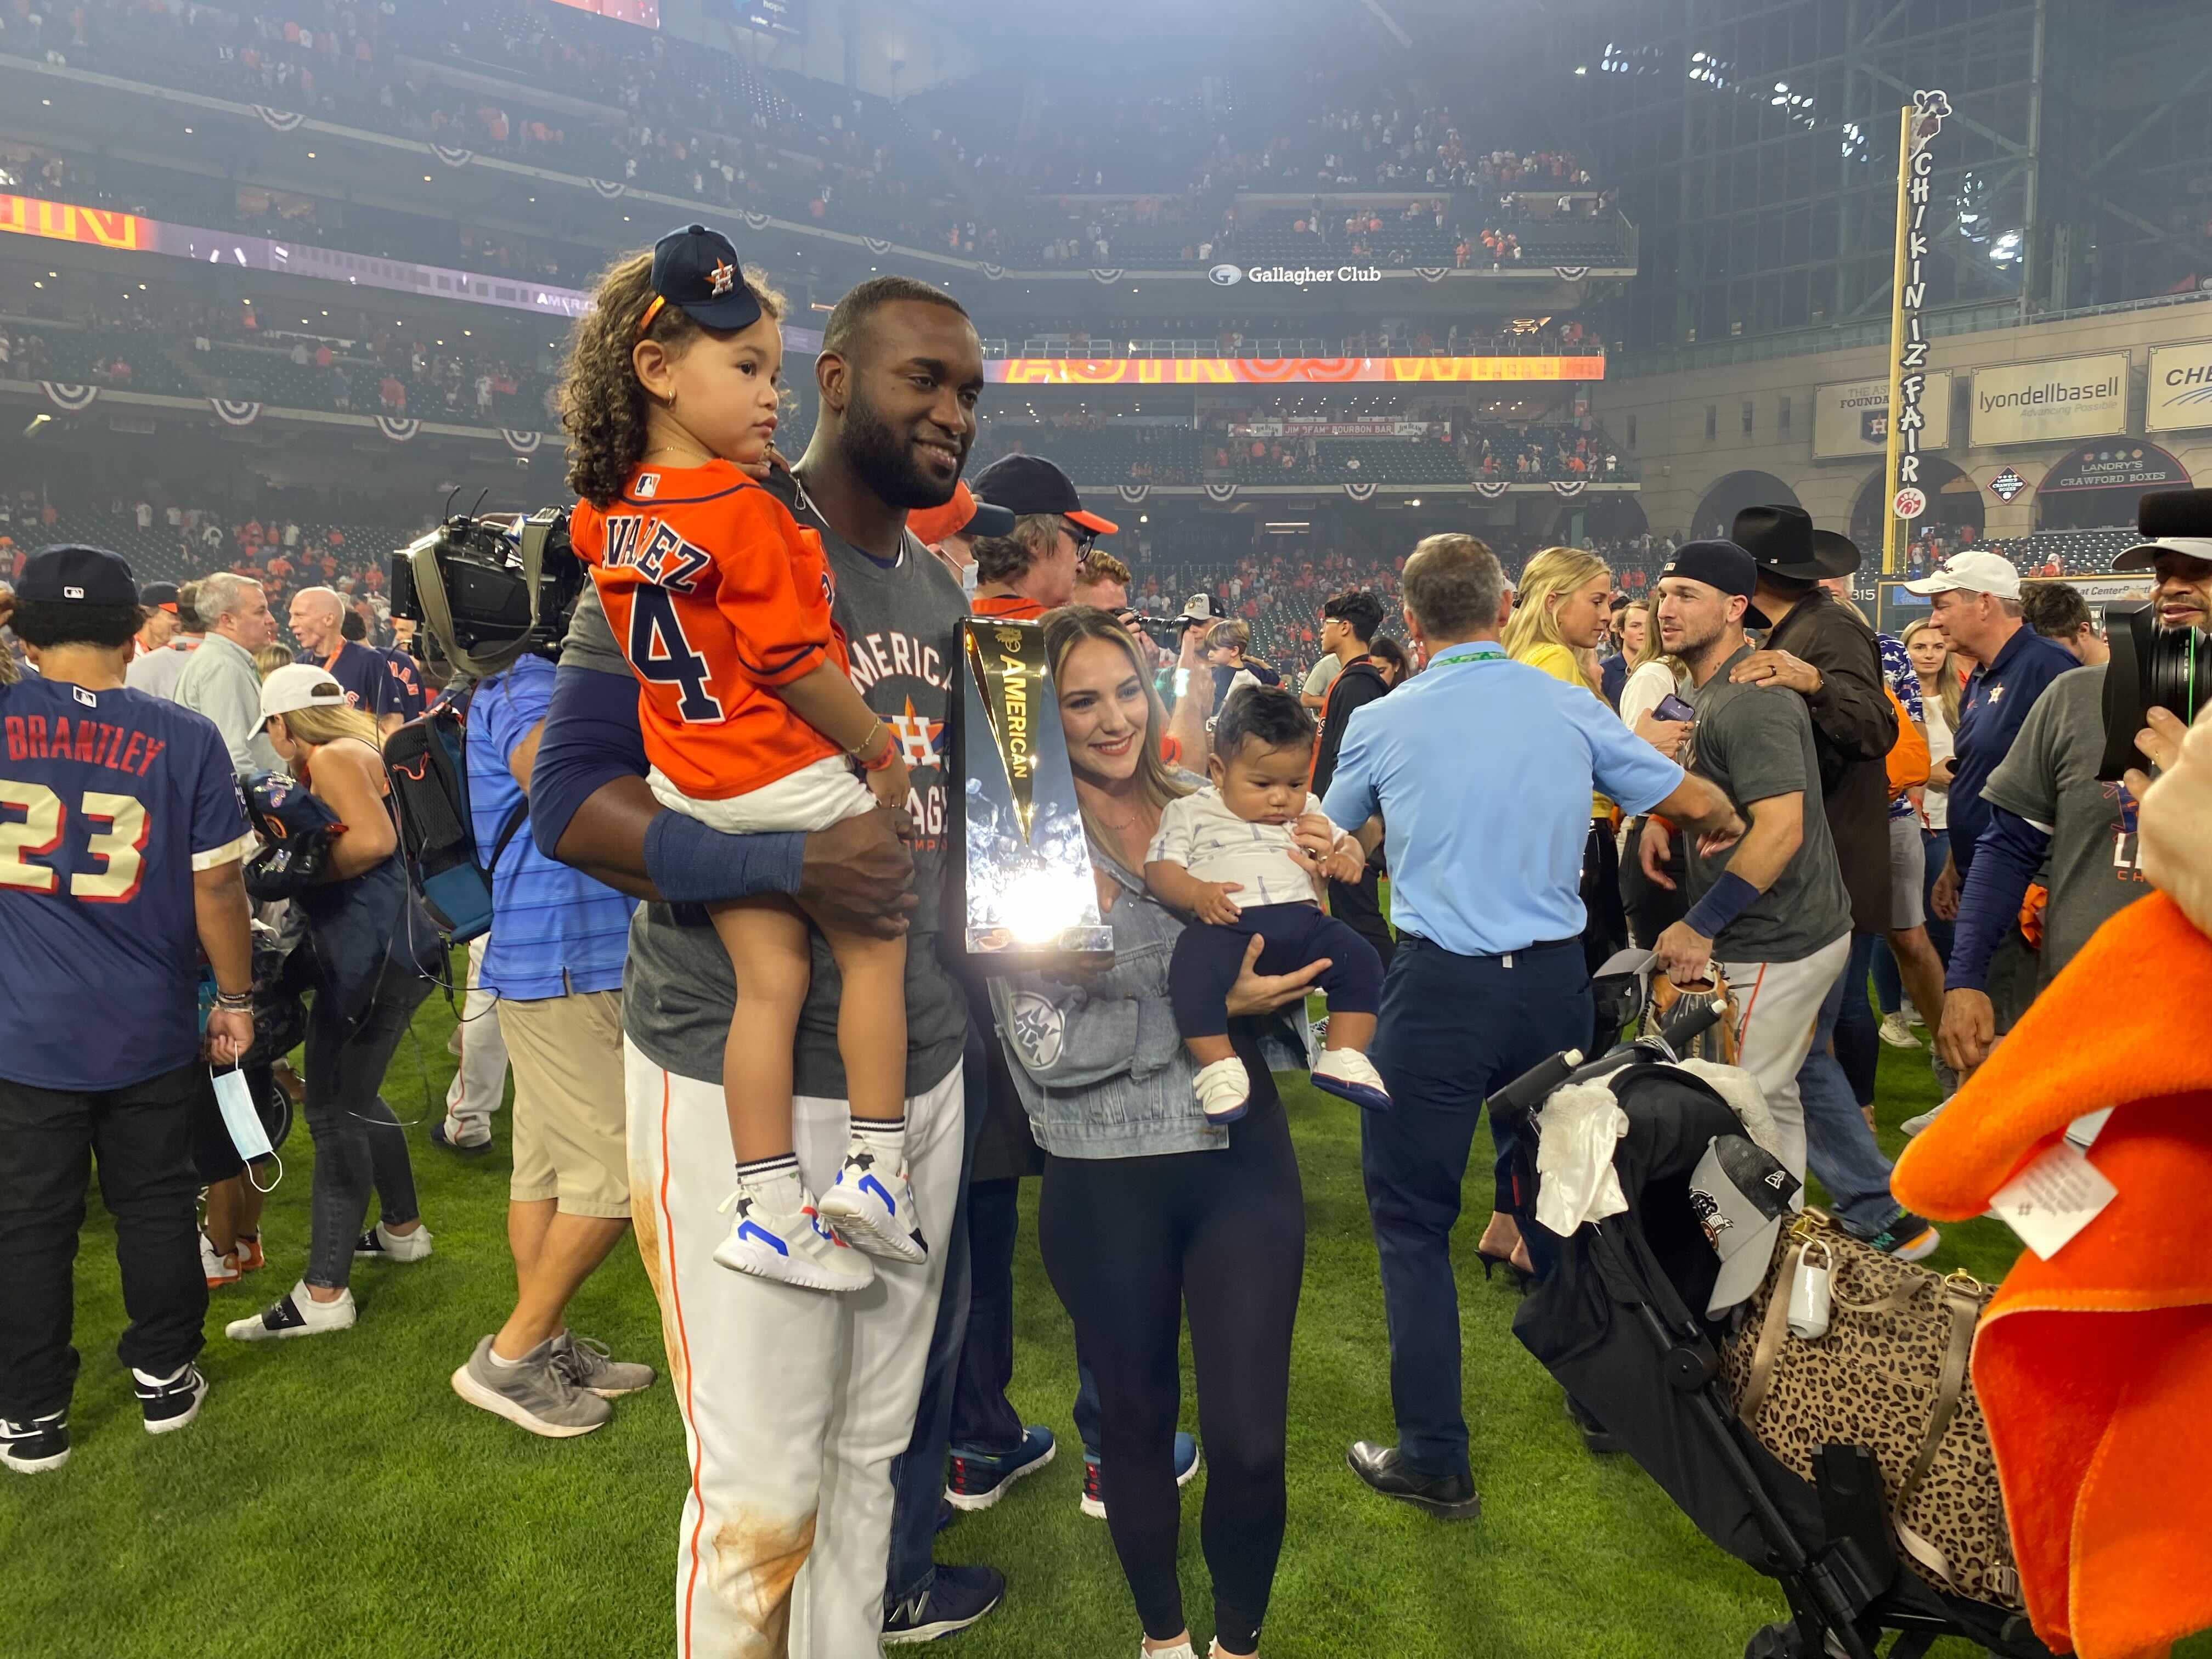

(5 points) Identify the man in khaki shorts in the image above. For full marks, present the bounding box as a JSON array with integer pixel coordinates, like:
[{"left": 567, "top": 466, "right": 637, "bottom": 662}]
[{"left": 445, "top": 652, "right": 656, "bottom": 1436}]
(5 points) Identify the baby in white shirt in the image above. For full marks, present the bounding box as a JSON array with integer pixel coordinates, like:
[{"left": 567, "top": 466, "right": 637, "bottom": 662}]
[{"left": 1145, "top": 685, "right": 1391, "bottom": 1123}]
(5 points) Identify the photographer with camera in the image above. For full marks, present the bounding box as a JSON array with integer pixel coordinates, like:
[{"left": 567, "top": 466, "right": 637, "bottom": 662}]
[{"left": 1933, "top": 492, "right": 2212, "bottom": 1082}]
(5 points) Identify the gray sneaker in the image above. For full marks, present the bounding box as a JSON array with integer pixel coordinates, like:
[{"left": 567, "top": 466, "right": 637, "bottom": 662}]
[
  {"left": 550, "top": 1331, "right": 657, "bottom": 1399},
  {"left": 450, "top": 1336, "right": 611, "bottom": 1438}
]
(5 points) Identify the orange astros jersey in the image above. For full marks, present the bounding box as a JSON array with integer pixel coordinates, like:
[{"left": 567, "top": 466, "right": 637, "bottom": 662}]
[{"left": 571, "top": 459, "right": 847, "bottom": 800}]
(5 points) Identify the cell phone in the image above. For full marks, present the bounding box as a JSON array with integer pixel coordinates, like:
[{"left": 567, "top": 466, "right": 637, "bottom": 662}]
[{"left": 1655, "top": 692, "right": 1697, "bottom": 723}]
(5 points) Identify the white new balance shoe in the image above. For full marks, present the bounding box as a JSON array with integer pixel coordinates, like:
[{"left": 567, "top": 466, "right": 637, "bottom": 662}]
[
  {"left": 1192, "top": 1057, "right": 1250, "bottom": 1125},
  {"left": 1312, "top": 1047, "right": 1392, "bottom": 1110},
  {"left": 713, "top": 1183, "right": 876, "bottom": 1292},
  {"left": 354, "top": 1220, "right": 434, "bottom": 1263},
  {"left": 819, "top": 1141, "right": 929, "bottom": 1265}
]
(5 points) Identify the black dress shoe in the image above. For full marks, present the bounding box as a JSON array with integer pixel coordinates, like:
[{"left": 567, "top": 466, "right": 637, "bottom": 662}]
[{"left": 1345, "top": 1441, "right": 1481, "bottom": 1519}]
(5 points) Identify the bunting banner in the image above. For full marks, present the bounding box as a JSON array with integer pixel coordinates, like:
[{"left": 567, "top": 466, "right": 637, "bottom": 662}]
[
  {"left": 255, "top": 106, "right": 305, "bottom": 133},
  {"left": 376, "top": 415, "right": 421, "bottom": 443},
  {"left": 1343, "top": 481, "right": 1378, "bottom": 502},
  {"left": 1115, "top": 484, "right": 1149, "bottom": 504},
  {"left": 981, "top": 263, "right": 1006, "bottom": 280},
  {"left": 1203, "top": 482, "right": 1238, "bottom": 504},
  {"left": 1553, "top": 266, "right": 1590, "bottom": 282},
  {"left": 1551, "top": 479, "right": 1588, "bottom": 498},
  {"left": 1474, "top": 480, "right": 1511, "bottom": 499},
  {"left": 41, "top": 381, "right": 98, "bottom": 412},
  {"left": 208, "top": 397, "right": 262, "bottom": 427},
  {"left": 1414, "top": 267, "right": 1450, "bottom": 283},
  {"left": 501, "top": 428, "right": 543, "bottom": 455},
  {"left": 741, "top": 210, "right": 770, "bottom": 230},
  {"left": 864, "top": 237, "right": 891, "bottom": 254},
  {"left": 431, "top": 145, "right": 475, "bottom": 169},
  {"left": 1088, "top": 268, "right": 1124, "bottom": 284},
  {"left": 589, "top": 178, "right": 627, "bottom": 199}
]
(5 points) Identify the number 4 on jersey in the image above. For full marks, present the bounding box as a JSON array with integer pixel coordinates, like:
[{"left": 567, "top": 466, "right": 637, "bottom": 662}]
[{"left": 628, "top": 587, "right": 724, "bottom": 723}]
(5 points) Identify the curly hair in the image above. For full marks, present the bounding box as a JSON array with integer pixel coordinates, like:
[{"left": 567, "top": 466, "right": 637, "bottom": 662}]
[{"left": 560, "top": 247, "right": 787, "bottom": 508}]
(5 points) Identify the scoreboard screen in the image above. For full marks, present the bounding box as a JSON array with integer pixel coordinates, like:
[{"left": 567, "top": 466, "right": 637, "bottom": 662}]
[
  {"left": 550, "top": 0, "right": 661, "bottom": 27},
  {"left": 740, "top": 0, "right": 807, "bottom": 37}
]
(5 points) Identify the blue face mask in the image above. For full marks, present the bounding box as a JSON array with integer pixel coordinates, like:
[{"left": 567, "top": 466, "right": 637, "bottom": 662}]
[{"left": 212, "top": 1068, "right": 281, "bottom": 1192}]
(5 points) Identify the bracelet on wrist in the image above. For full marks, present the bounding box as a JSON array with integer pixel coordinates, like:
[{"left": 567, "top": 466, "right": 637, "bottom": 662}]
[
  {"left": 845, "top": 719, "right": 887, "bottom": 758},
  {"left": 862, "top": 740, "right": 900, "bottom": 772},
  {"left": 214, "top": 990, "right": 253, "bottom": 1011}
]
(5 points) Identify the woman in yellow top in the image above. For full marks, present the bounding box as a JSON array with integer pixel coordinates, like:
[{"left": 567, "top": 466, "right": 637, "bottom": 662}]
[{"left": 1482, "top": 547, "right": 1623, "bottom": 1283}]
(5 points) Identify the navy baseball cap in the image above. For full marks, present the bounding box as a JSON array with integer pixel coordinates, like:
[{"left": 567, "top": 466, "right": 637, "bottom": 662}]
[
  {"left": 140, "top": 580, "right": 180, "bottom": 612},
  {"left": 640, "top": 223, "right": 763, "bottom": 335},
  {"left": 18, "top": 544, "right": 138, "bottom": 607},
  {"left": 1661, "top": 539, "right": 1770, "bottom": 630}
]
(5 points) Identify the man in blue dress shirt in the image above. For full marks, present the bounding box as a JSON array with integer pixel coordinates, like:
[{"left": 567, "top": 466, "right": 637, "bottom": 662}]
[{"left": 1321, "top": 533, "right": 1743, "bottom": 1519}]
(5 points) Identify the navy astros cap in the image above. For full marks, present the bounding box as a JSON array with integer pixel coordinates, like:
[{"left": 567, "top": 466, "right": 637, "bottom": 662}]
[
  {"left": 19, "top": 544, "right": 138, "bottom": 607},
  {"left": 1662, "top": 539, "right": 1771, "bottom": 630},
  {"left": 641, "top": 223, "right": 763, "bottom": 335},
  {"left": 140, "top": 580, "right": 180, "bottom": 612},
  {"left": 969, "top": 454, "right": 1120, "bottom": 535}
]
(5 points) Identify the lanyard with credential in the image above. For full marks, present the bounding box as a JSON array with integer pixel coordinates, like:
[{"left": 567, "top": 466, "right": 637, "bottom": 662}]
[{"left": 1426, "top": 645, "right": 1510, "bottom": 670}]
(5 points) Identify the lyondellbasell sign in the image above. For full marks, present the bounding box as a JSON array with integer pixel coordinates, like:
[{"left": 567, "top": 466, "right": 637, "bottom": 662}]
[{"left": 1970, "top": 352, "right": 2130, "bottom": 446}]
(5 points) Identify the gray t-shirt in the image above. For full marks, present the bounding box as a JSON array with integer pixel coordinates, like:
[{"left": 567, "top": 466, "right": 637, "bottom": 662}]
[
  {"left": 1301, "top": 654, "right": 1342, "bottom": 698},
  {"left": 1682, "top": 644, "right": 1853, "bottom": 963},
  {"left": 566, "top": 514, "right": 970, "bottom": 1101},
  {"left": 1979, "top": 664, "right": 2148, "bottom": 985}
]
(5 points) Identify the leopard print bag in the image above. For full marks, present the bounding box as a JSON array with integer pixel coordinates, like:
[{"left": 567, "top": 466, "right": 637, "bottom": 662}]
[{"left": 1722, "top": 1211, "right": 2024, "bottom": 1610}]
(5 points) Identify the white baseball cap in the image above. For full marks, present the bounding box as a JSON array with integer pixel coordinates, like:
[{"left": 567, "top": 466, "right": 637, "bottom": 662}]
[
  {"left": 259, "top": 662, "right": 351, "bottom": 724},
  {"left": 1901, "top": 550, "right": 2021, "bottom": 602},
  {"left": 1175, "top": 593, "right": 1222, "bottom": 623}
]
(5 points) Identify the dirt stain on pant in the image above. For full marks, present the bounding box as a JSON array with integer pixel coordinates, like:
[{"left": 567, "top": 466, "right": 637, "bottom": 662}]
[{"left": 712, "top": 1509, "right": 817, "bottom": 1654}]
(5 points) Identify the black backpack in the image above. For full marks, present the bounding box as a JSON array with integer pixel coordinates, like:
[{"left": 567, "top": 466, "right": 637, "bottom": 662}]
[{"left": 383, "top": 691, "right": 529, "bottom": 943}]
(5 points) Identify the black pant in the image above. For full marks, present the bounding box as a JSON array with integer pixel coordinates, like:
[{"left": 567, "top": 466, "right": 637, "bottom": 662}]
[
  {"left": 1037, "top": 1055, "right": 1304, "bottom": 1652},
  {"left": 301, "top": 960, "right": 429, "bottom": 1289},
  {"left": 1327, "top": 864, "right": 1396, "bottom": 974},
  {"left": 0, "top": 1062, "right": 207, "bottom": 1419},
  {"left": 1578, "top": 819, "right": 1627, "bottom": 1051},
  {"left": 1364, "top": 934, "right": 1590, "bottom": 1481},
  {"left": 1618, "top": 815, "right": 1685, "bottom": 950},
  {"left": 1168, "top": 902, "right": 1382, "bottom": 1039},
  {"left": 950, "top": 1175, "right": 1105, "bottom": 1456}
]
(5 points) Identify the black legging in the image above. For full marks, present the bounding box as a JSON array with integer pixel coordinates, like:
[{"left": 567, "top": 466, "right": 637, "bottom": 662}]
[{"left": 1036, "top": 1038, "right": 1304, "bottom": 1653}]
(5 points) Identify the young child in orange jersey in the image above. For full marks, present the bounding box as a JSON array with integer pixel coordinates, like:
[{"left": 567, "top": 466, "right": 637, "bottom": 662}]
[{"left": 565, "top": 225, "right": 917, "bottom": 1293}]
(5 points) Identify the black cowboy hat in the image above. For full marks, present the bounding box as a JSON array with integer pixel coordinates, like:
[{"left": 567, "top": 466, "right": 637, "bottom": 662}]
[{"left": 1729, "top": 505, "right": 1861, "bottom": 581}]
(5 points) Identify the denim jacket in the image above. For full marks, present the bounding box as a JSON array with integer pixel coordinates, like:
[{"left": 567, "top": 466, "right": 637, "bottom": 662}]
[{"left": 988, "top": 848, "right": 1310, "bottom": 1159}]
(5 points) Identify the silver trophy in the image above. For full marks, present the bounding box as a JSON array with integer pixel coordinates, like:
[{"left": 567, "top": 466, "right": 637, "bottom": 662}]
[{"left": 959, "top": 618, "right": 1113, "bottom": 957}]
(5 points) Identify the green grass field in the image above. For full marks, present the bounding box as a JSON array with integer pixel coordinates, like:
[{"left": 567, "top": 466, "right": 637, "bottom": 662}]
[{"left": 8, "top": 980, "right": 2203, "bottom": 1659}]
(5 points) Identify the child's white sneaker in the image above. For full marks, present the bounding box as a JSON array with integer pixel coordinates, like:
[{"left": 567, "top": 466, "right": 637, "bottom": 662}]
[
  {"left": 1312, "top": 1047, "right": 1392, "bottom": 1110},
  {"left": 1193, "top": 1057, "right": 1251, "bottom": 1125},
  {"left": 819, "top": 1141, "right": 929, "bottom": 1265},
  {"left": 713, "top": 1184, "right": 875, "bottom": 1291}
]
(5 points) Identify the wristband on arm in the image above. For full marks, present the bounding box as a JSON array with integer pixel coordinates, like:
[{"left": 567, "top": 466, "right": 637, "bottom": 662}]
[
  {"left": 1683, "top": 870, "right": 1760, "bottom": 940},
  {"left": 643, "top": 811, "right": 806, "bottom": 906}
]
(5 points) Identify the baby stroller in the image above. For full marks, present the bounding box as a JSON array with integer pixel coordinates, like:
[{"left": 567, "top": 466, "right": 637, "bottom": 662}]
[{"left": 1493, "top": 960, "right": 2049, "bottom": 1659}]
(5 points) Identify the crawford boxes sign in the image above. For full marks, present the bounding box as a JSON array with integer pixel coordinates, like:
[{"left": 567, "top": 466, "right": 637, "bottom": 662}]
[
  {"left": 2145, "top": 341, "right": 2212, "bottom": 434},
  {"left": 1971, "top": 353, "right": 2129, "bottom": 447},
  {"left": 1813, "top": 373, "right": 1953, "bottom": 459}
]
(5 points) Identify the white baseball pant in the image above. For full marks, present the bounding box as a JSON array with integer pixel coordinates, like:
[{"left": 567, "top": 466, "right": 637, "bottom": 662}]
[
  {"left": 1715, "top": 932, "right": 1850, "bottom": 1182},
  {"left": 625, "top": 1040, "right": 962, "bottom": 1659},
  {"left": 443, "top": 933, "right": 509, "bottom": 1142}
]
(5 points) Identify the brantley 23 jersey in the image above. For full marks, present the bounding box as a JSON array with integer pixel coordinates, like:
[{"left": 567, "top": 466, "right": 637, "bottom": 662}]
[{"left": 1, "top": 677, "right": 253, "bottom": 1091}]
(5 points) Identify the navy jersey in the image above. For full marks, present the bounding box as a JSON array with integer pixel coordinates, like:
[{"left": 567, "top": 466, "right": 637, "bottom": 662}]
[
  {"left": 379, "top": 646, "right": 426, "bottom": 720},
  {"left": 317, "top": 641, "right": 404, "bottom": 720},
  {"left": 1, "top": 678, "right": 255, "bottom": 1090}
]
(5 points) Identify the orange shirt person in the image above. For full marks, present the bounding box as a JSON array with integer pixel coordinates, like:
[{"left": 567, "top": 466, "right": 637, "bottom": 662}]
[{"left": 565, "top": 224, "right": 920, "bottom": 1294}]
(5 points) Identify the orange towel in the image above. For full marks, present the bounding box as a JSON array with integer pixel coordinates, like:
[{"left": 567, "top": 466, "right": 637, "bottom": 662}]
[{"left": 1893, "top": 893, "right": 2212, "bottom": 1659}]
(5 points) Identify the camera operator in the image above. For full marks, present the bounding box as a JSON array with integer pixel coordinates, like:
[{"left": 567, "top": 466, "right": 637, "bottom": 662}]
[
  {"left": 1071, "top": 547, "right": 1132, "bottom": 612},
  {"left": 436, "top": 579, "right": 656, "bottom": 1436},
  {"left": 1935, "top": 495, "right": 2212, "bottom": 1079},
  {"left": 1, "top": 545, "right": 256, "bottom": 1472}
]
